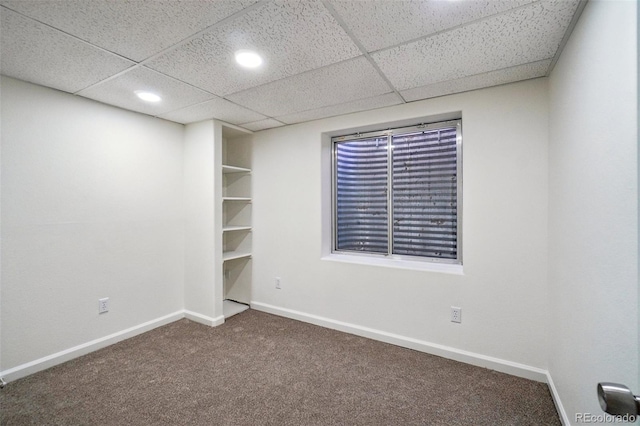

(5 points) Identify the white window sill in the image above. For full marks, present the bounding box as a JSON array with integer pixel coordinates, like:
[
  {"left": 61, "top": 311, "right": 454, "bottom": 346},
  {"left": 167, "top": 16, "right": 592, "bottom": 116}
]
[{"left": 321, "top": 253, "right": 464, "bottom": 275}]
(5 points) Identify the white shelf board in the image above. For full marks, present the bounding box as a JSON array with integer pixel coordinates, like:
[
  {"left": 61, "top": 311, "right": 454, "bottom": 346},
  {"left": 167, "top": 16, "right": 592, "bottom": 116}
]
[
  {"left": 223, "top": 300, "right": 249, "bottom": 319},
  {"left": 222, "top": 165, "right": 251, "bottom": 174},
  {"left": 223, "top": 251, "right": 252, "bottom": 262},
  {"left": 223, "top": 226, "right": 252, "bottom": 233},
  {"left": 222, "top": 197, "right": 251, "bottom": 202}
]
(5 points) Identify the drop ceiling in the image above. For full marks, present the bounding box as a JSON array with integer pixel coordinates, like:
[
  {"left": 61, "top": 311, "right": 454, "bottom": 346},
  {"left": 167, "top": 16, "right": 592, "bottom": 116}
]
[{"left": 0, "top": 0, "right": 585, "bottom": 132}]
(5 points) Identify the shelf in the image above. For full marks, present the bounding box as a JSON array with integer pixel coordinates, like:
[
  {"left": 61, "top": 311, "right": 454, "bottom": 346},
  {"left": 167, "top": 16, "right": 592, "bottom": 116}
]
[
  {"left": 223, "top": 251, "right": 252, "bottom": 262},
  {"left": 223, "top": 226, "right": 252, "bottom": 233},
  {"left": 222, "top": 165, "right": 251, "bottom": 174},
  {"left": 221, "top": 131, "right": 252, "bottom": 306},
  {"left": 223, "top": 299, "right": 249, "bottom": 319}
]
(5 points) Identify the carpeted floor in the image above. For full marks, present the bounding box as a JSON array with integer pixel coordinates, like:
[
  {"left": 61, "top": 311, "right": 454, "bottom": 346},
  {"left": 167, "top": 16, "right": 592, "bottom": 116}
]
[{"left": 0, "top": 310, "right": 560, "bottom": 425}]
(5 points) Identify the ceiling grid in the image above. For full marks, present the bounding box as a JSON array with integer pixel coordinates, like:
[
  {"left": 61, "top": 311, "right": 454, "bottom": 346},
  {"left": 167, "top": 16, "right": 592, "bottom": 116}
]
[{"left": 0, "top": 0, "right": 585, "bottom": 130}]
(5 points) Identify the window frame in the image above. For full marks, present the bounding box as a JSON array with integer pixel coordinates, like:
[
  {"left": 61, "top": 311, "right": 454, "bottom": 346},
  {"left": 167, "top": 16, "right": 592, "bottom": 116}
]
[{"left": 331, "top": 119, "right": 462, "bottom": 265}]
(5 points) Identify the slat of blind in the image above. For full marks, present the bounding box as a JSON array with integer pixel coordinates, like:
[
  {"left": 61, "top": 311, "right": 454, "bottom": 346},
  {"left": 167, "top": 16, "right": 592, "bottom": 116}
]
[
  {"left": 336, "top": 138, "right": 388, "bottom": 254},
  {"left": 392, "top": 128, "right": 458, "bottom": 259}
]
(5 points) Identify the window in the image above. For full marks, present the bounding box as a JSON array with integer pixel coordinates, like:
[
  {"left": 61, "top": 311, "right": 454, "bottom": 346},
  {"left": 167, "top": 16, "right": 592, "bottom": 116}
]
[{"left": 332, "top": 119, "right": 461, "bottom": 264}]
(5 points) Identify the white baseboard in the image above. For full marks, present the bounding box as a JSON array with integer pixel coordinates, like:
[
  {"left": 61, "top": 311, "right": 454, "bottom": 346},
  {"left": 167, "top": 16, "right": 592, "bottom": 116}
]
[
  {"left": 2, "top": 303, "right": 567, "bottom": 424},
  {"left": 184, "top": 310, "right": 224, "bottom": 327},
  {"left": 0, "top": 308, "right": 229, "bottom": 384},
  {"left": 1, "top": 310, "right": 184, "bottom": 383},
  {"left": 251, "top": 301, "right": 548, "bottom": 383},
  {"left": 546, "top": 371, "right": 570, "bottom": 425}
]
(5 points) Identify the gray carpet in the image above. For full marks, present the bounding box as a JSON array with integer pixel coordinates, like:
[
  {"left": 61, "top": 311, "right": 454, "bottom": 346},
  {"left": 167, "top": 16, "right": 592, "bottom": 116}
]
[{"left": 0, "top": 310, "right": 560, "bottom": 425}]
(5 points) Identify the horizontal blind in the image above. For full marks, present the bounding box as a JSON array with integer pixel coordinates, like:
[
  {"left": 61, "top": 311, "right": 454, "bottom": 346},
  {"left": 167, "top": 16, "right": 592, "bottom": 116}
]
[
  {"left": 335, "top": 137, "right": 388, "bottom": 254},
  {"left": 392, "top": 127, "right": 458, "bottom": 259}
]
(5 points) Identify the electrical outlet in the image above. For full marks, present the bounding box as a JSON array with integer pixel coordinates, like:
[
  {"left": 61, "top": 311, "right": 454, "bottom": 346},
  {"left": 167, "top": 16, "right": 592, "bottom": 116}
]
[
  {"left": 275, "top": 277, "right": 281, "bottom": 290},
  {"left": 99, "top": 297, "right": 109, "bottom": 314},
  {"left": 451, "top": 306, "right": 461, "bottom": 323}
]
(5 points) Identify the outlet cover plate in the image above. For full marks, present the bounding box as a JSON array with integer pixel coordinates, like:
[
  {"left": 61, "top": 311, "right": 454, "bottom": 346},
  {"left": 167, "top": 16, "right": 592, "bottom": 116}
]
[
  {"left": 99, "top": 297, "right": 109, "bottom": 314},
  {"left": 451, "top": 306, "right": 461, "bottom": 323}
]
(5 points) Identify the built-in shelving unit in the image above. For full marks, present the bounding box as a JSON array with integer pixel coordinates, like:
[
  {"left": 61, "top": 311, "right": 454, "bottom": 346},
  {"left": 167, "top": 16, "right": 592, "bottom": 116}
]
[{"left": 220, "top": 125, "right": 252, "bottom": 317}]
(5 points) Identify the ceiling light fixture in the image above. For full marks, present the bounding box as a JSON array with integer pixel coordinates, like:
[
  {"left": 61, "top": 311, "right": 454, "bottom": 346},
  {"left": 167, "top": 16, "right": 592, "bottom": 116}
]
[
  {"left": 135, "top": 90, "right": 162, "bottom": 102},
  {"left": 235, "top": 49, "right": 263, "bottom": 68}
]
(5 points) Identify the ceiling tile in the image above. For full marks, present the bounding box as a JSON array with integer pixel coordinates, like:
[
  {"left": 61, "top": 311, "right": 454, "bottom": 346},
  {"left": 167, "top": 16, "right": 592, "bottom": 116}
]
[
  {"left": 146, "top": 0, "right": 361, "bottom": 96},
  {"left": 372, "top": 0, "right": 580, "bottom": 91},
  {"left": 330, "top": 0, "right": 534, "bottom": 52},
  {"left": 0, "top": 0, "right": 258, "bottom": 62},
  {"left": 227, "top": 57, "right": 392, "bottom": 117},
  {"left": 77, "top": 67, "right": 215, "bottom": 117},
  {"left": 401, "top": 60, "right": 551, "bottom": 102},
  {"left": 276, "top": 93, "right": 403, "bottom": 125},
  {"left": 158, "top": 97, "right": 267, "bottom": 125},
  {"left": 240, "top": 118, "right": 285, "bottom": 132},
  {"left": 0, "top": 8, "right": 134, "bottom": 93}
]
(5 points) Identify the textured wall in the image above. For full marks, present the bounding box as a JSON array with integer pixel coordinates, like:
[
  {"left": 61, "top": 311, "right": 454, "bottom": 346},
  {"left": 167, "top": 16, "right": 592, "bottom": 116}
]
[
  {"left": 548, "top": 0, "right": 639, "bottom": 422},
  {"left": 183, "top": 120, "right": 216, "bottom": 320},
  {"left": 1, "top": 77, "right": 185, "bottom": 370}
]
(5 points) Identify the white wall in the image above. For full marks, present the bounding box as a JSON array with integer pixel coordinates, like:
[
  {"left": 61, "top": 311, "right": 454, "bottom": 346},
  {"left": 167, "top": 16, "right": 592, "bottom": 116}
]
[
  {"left": 251, "top": 78, "right": 550, "bottom": 375},
  {"left": 0, "top": 77, "right": 185, "bottom": 372},
  {"left": 183, "top": 120, "right": 223, "bottom": 325},
  {"left": 548, "top": 0, "right": 639, "bottom": 423}
]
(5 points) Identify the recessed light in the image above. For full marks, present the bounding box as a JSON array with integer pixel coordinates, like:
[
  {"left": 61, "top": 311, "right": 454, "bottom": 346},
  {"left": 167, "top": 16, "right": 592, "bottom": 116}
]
[
  {"left": 135, "top": 90, "right": 162, "bottom": 102},
  {"left": 235, "top": 49, "right": 263, "bottom": 68}
]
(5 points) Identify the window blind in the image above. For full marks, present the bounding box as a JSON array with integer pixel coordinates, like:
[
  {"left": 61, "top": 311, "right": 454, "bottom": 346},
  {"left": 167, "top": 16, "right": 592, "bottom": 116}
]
[
  {"left": 335, "top": 137, "right": 388, "bottom": 254},
  {"left": 333, "top": 119, "right": 461, "bottom": 263},
  {"left": 392, "top": 127, "right": 458, "bottom": 259}
]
